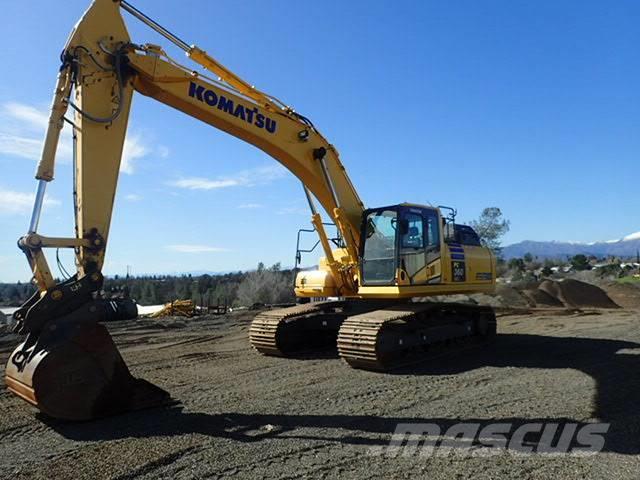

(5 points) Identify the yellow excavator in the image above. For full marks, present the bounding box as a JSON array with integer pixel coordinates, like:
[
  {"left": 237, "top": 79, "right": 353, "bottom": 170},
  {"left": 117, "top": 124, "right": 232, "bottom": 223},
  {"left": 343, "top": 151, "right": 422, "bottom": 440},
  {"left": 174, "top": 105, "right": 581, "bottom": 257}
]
[{"left": 6, "top": 0, "right": 496, "bottom": 421}]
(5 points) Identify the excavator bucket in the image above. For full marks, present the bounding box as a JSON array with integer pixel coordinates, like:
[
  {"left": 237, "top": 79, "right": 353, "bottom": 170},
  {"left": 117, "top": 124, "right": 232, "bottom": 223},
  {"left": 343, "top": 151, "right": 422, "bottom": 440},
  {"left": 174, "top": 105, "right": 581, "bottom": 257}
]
[{"left": 5, "top": 305, "right": 170, "bottom": 421}]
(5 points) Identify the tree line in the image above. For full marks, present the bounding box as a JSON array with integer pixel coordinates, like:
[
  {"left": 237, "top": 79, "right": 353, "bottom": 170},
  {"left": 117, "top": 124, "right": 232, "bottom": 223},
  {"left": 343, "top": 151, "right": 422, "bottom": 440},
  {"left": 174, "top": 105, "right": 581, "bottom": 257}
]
[{"left": 0, "top": 262, "right": 295, "bottom": 308}]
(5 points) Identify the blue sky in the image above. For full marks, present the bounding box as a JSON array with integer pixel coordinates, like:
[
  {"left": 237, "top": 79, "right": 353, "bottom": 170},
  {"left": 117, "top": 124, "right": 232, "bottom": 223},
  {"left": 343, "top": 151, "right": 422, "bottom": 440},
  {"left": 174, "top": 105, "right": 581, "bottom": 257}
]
[{"left": 0, "top": 0, "right": 638, "bottom": 282}]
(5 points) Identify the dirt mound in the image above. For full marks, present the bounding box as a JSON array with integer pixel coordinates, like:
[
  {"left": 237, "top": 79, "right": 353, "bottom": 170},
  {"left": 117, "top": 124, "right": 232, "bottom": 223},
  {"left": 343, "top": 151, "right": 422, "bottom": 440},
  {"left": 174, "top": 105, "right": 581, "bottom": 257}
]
[
  {"left": 495, "top": 284, "right": 531, "bottom": 308},
  {"left": 420, "top": 285, "right": 533, "bottom": 309},
  {"left": 522, "top": 288, "right": 564, "bottom": 307},
  {"left": 538, "top": 279, "right": 619, "bottom": 309},
  {"left": 601, "top": 282, "right": 640, "bottom": 309},
  {"left": 417, "top": 280, "right": 620, "bottom": 310}
]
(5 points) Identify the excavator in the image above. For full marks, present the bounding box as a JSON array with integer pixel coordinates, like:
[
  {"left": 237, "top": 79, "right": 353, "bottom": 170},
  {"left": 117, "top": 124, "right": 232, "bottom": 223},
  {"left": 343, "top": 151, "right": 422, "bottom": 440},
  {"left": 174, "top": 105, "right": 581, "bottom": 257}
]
[{"left": 5, "top": 0, "right": 497, "bottom": 421}]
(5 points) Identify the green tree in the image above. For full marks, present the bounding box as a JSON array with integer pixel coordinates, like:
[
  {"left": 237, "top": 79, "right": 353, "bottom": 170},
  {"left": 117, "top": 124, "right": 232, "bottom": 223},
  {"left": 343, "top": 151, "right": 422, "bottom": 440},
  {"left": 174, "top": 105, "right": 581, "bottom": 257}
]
[
  {"left": 140, "top": 282, "right": 158, "bottom": 305},
  {"left": 523, "top": 252, "right": 533, "bottom": 263},
  {"left": 508, "top": 258, "right": 525, "bottom": 272},
  {"left": 7, "top": 285, "right": 21, "bottom": 303},
  {"left": 469, "top": 207, "right": 510, "bottom": 254},
  {"left": 570, "top": 254, "right": 590, "bottom": 271}
]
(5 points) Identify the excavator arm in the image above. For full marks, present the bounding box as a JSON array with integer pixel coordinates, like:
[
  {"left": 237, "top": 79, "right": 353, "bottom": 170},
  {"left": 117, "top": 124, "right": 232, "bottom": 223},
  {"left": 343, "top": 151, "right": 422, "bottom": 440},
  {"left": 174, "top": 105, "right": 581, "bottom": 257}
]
[{"left": 6, "top": 0, "right": 367, "bottom": 420}]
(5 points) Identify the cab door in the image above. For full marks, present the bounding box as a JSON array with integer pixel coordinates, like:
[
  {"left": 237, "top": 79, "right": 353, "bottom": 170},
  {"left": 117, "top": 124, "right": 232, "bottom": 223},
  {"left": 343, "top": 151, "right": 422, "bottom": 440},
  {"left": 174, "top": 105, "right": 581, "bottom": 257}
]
[
  {"left": 398, "top": 208, "right": 441, "bottom": 285},
  {"left": 424, "top": 210, "right": 442, "bottom": 283},
  {"left": 398, "top": 210, "right": 426, "bottom": 284}
]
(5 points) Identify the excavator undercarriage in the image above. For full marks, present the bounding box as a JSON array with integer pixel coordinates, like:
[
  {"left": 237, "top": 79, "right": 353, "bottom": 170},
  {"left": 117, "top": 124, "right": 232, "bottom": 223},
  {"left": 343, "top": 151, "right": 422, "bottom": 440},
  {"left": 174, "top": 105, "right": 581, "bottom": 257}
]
[{"left": 250, "top": 301, "right": 496, "bottom": 370}]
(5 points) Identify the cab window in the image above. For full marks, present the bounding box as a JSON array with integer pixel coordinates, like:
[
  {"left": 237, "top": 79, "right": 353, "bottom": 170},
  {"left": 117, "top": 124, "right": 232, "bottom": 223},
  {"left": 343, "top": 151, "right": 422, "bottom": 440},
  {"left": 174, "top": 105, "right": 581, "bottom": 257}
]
[
  {"left": 426, "top": 213, "right": 440, "bottom": 249},
  {"left": 454, "top": 224, "right": 482, "bottom": 246},
  {"left": 362, "top": 209, "right": 397, "bottom": 284},
  {"left": 401, "top": 213, "right": 424, "bottom": 248}
]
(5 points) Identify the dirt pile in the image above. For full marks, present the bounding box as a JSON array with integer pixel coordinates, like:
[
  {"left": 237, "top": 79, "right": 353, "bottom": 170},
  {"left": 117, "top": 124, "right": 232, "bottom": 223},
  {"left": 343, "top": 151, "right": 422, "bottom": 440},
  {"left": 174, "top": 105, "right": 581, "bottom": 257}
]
[
  {"left": 494, "top": 284, "right": 531, "bottom": 308},
  {"left": 522, "top": 287, "right": 564, "bottom": 307},
  {"left": 535, "top": 279, "right": 619, "bottom": 309},
  {"left": 462, "top": 279, "right": 622, "bottom": 310},
  {"left": 423, "top": 285, "right": 532, "bottom": 309},
  {"left": 601, "top": 282, "right": 640, "bottom": 309}
]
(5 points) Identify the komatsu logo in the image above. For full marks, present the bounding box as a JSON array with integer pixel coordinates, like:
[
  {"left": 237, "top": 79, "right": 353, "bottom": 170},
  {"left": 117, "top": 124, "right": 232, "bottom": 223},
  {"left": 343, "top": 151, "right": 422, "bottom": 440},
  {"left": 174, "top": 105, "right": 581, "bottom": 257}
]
[{"left": 188, "top": 82, "right": 277, "bottom": 134}]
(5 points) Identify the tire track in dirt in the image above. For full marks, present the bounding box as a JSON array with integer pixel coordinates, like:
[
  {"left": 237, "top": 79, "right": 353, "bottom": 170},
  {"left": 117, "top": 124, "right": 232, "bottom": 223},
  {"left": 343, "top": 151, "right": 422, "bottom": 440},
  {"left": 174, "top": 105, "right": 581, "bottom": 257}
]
[
  {"left": 199, "top": 442, "right": 354, "bottom": 479},
  {"left": 111, "top": 446, "right": 203, "bottom": 480},
  {"left": 0, "top": 421, "right": 50, "bottom": 441}
]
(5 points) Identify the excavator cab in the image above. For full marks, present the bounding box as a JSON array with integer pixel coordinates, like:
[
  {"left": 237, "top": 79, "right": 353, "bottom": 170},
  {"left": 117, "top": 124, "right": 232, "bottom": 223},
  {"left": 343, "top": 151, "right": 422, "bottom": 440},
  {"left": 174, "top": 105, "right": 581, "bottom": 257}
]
[{"left": 360, "top": 204, "right": 442, "bottom": 286}]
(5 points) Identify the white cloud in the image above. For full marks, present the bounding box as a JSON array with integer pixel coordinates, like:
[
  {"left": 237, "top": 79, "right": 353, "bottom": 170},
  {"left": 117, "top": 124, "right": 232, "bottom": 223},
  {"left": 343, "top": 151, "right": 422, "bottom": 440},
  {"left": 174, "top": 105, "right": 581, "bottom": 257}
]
[
  {"left": 277, "top": 206, "right": 309, "bottom": 215},
  {"left": 169, "top": 164, "right": 286, "bottom": 191},
  {"left": 0, "top": 102, "right": 166, "bottom": 175},
  {"left": 121, "top": 134, "right": 150, "bottom": 175},
  {"left": 0, "top": 102, "right": 72, "bottom": 162},
  {"left": 124, "top": 193, "right": 142, "bottom": 201},
  {"left": 238, "top": 203, "right": 263, "bottom": 209},
  {"left": 0, "top": 187, "right": 60, "bottom": 215},
  {"left": 172, "top": 178, "right": 241, "bottom": 190},
  {"left": 165, "top": 244, "right": 229, "bottom": 253},
  {"left": 0, "top": 133, "right": 44, "bottom": 160},
  {"left": 4, "top": 102, "right": 49, "bottom": 129}
]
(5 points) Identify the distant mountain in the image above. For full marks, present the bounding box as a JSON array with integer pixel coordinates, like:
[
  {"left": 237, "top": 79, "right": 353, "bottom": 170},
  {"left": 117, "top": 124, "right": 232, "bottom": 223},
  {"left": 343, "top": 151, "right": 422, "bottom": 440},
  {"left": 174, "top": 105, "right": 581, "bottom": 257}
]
[{"left": 502, "top": 231, "right": 640, "bottom": 260}]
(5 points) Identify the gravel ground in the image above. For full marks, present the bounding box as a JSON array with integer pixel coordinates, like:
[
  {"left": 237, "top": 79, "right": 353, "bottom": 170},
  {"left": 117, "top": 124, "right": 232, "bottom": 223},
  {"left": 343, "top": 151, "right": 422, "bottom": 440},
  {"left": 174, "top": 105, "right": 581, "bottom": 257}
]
[{"left": 1, "top": 307, "right": 639, "bottom": 479}]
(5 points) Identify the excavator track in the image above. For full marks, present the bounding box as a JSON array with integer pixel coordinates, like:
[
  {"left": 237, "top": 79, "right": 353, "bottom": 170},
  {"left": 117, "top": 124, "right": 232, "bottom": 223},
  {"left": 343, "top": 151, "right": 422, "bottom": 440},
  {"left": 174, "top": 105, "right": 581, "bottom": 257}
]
[
  {"left": 249, "top": 300, "right": 397, "bottom": 357},
  {"left": 249, "top": 302, "right": 340, "bottom": 356},
  {"left": 337, "top": 303, "right": 496, "bottom": 371}
]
